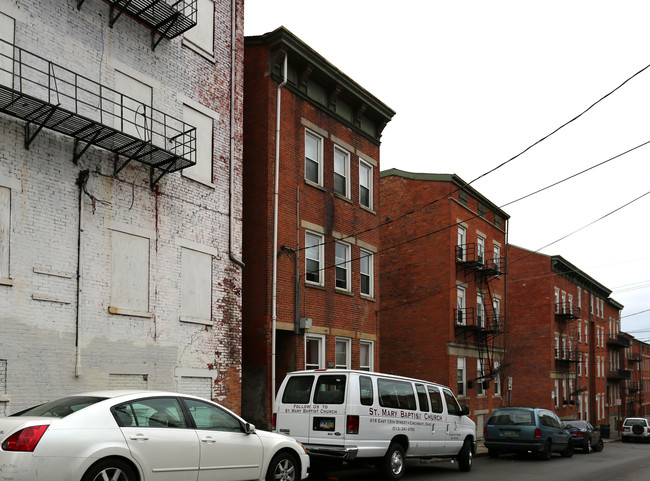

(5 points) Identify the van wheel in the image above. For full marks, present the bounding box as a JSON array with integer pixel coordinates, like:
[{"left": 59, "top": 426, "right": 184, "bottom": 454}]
[
  {"left": 539, "top": 440, "right": 552, "bottom": 460},
  {"left": 457, "top": 439, "right": 473, "bottom": 472},
  {"left": 379, "top": 443, "right": 405, "bottom": 480}
]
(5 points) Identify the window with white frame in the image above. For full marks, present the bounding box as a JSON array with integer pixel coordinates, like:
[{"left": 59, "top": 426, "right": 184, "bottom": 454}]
[
  {"left": 306, "top": 335, "right": 325, "bottom": 370},
  {"left": 110, "top": 230, "right": 150, "bottom": 313},
  {"left": 585, "top": 354, "right": 589, "bottom": 377},
  {"left": 569, "top": 295, "right": 573, "bottom": 314},
  {"left": 457, "top": 357, "right": 466, "bottom": 397},
  {"left": 456, "top": 286, "right": 466, "bottom": 325},
  {"left": 476, "top": 293, "right": 485, "bottom": 328},
  {"left": 359, "top": 160, "right": 373, "bottom": 209},
  {"left": 554, "top": 379, "right": 560, "bottom": 408},
  {"left": 494, "top": 360, "right": 501, "bottom": 396},
  {"left": 305, "top": 130, "right": 322, "bottom": 185},
  {"left": 562, "top": 379, "right": 567, "bottom": 405},
  {"left": 457, "top": 226, "right": 466, "bottom": 261},
  {"left": 493, "top": 244, "right": 501, "bottom": 270},
  {"left": 180, "top": 247, "right": 212, "bottom": 324},
  {"left": 305, "top": 232, "right": 324, "bottom": 285},
  {"left": 600, "top": 300, "right": 604, "bottom": 318},
  {"left": 360, "top": 340, "right": 373, "bottom": 371},
  {"left": 493, "top": 297, "right": 501, "bottom": 330},
  {"left": 596, "top": 393, "right": 601, "bottom": 420},
  {"left": 183, "top": 0, "right": 215, "bottom": 56},
  {"left": 561, "top": 292, "right": 567, "bottom": 313},
  {"left": 585, "top": 321, "right": 589, "bottom": 344},
  {"left": 183, "top": 104, "right": 214, "bottom": 185},
  {"left": 333, "top": 146, "right": 349, "bottom": 197},
  {"left": 555, "top": 333, "right": 560, "bottom": 359},
  {"left": 0, "top": 186, "right": 9, "bottom": 281},
  {"left": 360, "top": 249, "right": 374, "bottom": 297},
  {"left": 578, "top": 352, "right": 583, "bottom": 376},
  {"left": 596, "top": 356, "right": 601, "bottom": 378},
  {"left": 477, "top": 236, "right": 485, "bottom": 264},
  {"left": 335, "top": 338, "right": 350, "bottom": 369},
  {"left": 590, "top": 294, "right": 594, "bottom": 315},
  {"left": 335, "top": 242, "right": 351, "bottom": 291},
  {"left": 578, "top": 321, "right": 582, "bottom": 342},
  {"left": 477, "top": 359, "right": 485, "bottom": 396},
  {"left": 555, "top": 289, "right": 560, "bottom": 313}
]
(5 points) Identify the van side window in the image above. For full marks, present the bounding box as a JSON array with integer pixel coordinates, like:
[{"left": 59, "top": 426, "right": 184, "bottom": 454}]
[
  {"left": 415, "top": 384, "right": 429, "bottom": 412},
  {"left": 443, "top": 388, "right": 462, "bottom": 416},
  {"left": 314, "top": 375, "right": 346, "bottom": 404},
  {"left": 427, "top": 386, "right": 443, "bottom": 413},
  {"left": 282, "top": 376, "right": 315, "bottom": 404},
  {"left": 377, "top": 379, "right": 416, "bottom": 410},
  {"left": 359, "top": 376, "right": 373, "bottom": 406}
]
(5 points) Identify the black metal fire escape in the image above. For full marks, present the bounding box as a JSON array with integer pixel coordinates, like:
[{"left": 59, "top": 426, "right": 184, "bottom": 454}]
[
  {"left": 454, "top": 243, "right": 505, "bottom": 389},
  {"left": 0, "top": 38, "right": 196, "bottom": 187},
  {"left": 77, "top": 0, "right": 198, "bottom": 50},
  {"left": 555, "top": 303, "right": 582, "bottom": 405}
]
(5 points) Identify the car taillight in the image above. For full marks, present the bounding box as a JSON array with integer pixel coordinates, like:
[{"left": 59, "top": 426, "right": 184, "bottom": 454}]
[
  {"left": 534, "top": 428, "right": 542, "bottom": 439},
  {"left": 347, "top": 415, "right": 359, "bottom": 434},
  {"left": 272, "top": 413, "right": 277, "bottom": 430},
  {"left": 2, "top": 425, "right": 49, "bottom": 452},
  {"left": 575, "top": 432, "right": 584, "bottom": 437},
  {"left": 484, "top": 426, "right": 487, "bottom": 437}
]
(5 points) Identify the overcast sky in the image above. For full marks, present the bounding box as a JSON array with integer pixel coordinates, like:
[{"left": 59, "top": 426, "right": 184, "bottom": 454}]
[{"left": 244, "top": 0, "right": 650, "bottom": 338}]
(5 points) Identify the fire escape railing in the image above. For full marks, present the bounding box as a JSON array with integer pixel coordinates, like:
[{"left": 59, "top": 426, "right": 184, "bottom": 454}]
[
  {"left": 77, "top": 0, "right": 198, "bottom": 50},
  {"left": 0, "top": 39, "right": 196, "bottom": 187},
  {"left": 554, "top": 303, "right": 581, "bottom": 320}
]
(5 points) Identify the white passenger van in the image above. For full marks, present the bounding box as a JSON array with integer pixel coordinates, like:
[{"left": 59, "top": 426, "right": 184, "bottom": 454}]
[{"left": 274, "top": 369, "right": 476, "bottom": 480}]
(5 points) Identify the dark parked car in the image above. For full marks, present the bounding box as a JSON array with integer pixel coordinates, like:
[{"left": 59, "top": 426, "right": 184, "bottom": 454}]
[
  {"left": 484, "top": 407, "right": 573, "bottom": 459},
  {"left": 563, "top": 420, "right": 603, "bottom": 452},
  {"left": 621, "top": 417, "right": 650, "bottom": 442}
]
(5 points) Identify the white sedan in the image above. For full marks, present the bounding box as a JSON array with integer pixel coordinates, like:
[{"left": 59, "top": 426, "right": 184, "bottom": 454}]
[{"left": 0, "top": 390, "right": 309, "bottom": 481}]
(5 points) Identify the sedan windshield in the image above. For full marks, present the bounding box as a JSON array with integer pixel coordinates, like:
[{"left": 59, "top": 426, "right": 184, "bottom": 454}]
[{"left": 12, "top": 396, "right": 106, "bottom": 418}]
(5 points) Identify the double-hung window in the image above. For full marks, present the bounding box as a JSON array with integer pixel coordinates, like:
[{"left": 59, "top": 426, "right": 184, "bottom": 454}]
[
  {"left": 333, "top": 146, "right": 349, "bottom": 197},
  {"left": 359, "top": 160, "right": 373, "bottom": 209},
  {"left": 477, "top": 236, "right": 485, "bottom": 264},
  {"left": 335, "top": 242, "right": 351, "bottom": 291},
  {"left": 305, "top": 232, "right": 324, "bottom": 285},
  {"left": 305, "top": 130, "right": 322, "bottom": 185},
  {"left": 456, "top": 286, "right": 466, "bottom": 325},
  {"left": 360, "top": 249, "right": 374, "bottom": 297},
  {"left": 476, "top": 293, "right": 485, "bottom": 328},
  {"left": 457, "top": 357, "right": 466, "bottom": 397},
  {"left": 306, "top": 335, "right": 325, "bottom": 369},
  {"left": 477, "top": 359, "right": 485, "bottom": 395},
  {"left": 457, "top": 226, "right": 466, "bottom": 261},
  {"left": 493, "top": 244, "right": 501, "bottom": 270},
  {"left": 335, "top": 338, "right": 350, "bottom": 369},
  {"left": 360, "top": 341, "right": 374, "bottom": 371}
]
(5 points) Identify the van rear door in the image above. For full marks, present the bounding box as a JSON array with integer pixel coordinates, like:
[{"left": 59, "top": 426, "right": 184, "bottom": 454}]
[
  {"left": 276, "top": 374, "right": 316, "bottom": 442},
  {"left": 309, "top": 373, "right": 348, "bottom": 446}
]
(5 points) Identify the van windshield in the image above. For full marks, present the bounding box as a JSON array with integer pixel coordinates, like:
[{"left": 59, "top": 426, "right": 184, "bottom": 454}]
[
  {"left": 314, "top": 375, "right": 346, "bottom": 404},
  {"left": 282, "top": 376, "right": 315, "bottom": 404}
]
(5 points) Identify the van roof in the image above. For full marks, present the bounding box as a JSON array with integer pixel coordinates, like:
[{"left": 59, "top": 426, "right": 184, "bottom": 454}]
[{"left": 285, "top": 369, "right": 449, "bottom": 389}]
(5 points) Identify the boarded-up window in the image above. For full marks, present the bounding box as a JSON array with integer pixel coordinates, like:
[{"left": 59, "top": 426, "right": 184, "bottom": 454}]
[
  {"left": 181, "top": 247, "right": 212, "bottom": 323},
  {"left": 183, "top": 0, "right": 214, "bottom": 55},
  {"left": 111, "top": 230, "right": 150, "bottom": 312},
  {"left": 114, "top": 71, "right": 152, "bottom": 141},
  {"left": 179, "top": 376, "right": 212, "bottom": 400},
  {"left": 0, "top": 187, "right": 9, "bottom": 279},
  {"left": 182, "top": 104, "right": 213, "bottom": 184},
  {"left": 0, "top": 13, "right": 14, "bottom": 88},
  {"left": 109, "top": 373, "right": 148, "bottom": 390}
]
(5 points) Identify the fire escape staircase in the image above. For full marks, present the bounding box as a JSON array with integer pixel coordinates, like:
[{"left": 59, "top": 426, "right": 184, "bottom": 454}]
[
  {"left": 454, "top": 243, "right": 505, "bottom": 388},
  {"left": 554, "top": 304, "right": 585, "bottom": 401},
  {"left": 0, "top": 39, "right": 196, "bottom": 187},
  {"left": 77, "top": 0, "right": 198, "bottom": 50}
]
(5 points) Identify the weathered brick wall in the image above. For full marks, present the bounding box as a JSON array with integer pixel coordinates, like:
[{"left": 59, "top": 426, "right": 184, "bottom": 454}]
[{"left": 0, "top": 0, "right": 244, "bottom": 413}]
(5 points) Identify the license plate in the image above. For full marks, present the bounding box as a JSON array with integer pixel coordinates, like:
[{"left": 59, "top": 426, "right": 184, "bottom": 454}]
[
  {"left": 501, "top": 430, "right": 517, "bottom": 437},
  {"left": 313, "top": 417, "right": 335, "bottom": 431}
]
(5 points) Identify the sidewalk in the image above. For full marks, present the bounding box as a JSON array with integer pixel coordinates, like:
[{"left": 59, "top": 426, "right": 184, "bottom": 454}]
[{"left": 476, "top": 432, "right": 619, "bottom": 456}]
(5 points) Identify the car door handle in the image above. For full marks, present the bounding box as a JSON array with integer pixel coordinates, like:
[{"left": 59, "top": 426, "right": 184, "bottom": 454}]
[
  {"left": 201, "top": 436, "right": 217, "bottom": 443},
  {"left": 130, "top": 434, "right": 149, "bottom": 441}
]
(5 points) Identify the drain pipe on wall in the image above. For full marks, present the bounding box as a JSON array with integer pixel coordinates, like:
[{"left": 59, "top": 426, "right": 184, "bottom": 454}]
[
  {"left": 75, "top": 170, "right": 89, "bottom": 377},
  {"left": 229, "top": 0, "right": 244, "bottom": 269},
  {"left": 271, "top": 52, "right": 288, "bottom": 414}
]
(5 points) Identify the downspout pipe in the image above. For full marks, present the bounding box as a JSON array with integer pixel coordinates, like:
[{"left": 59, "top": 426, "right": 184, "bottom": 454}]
[
  {"left": 75, "top": 170, "right": 89, "bottom": 377},
  {"left": 229, "top": 0, "right": 244, "bottom": 269},
  {"left": 272, "top": 52, "right": 288, "bottom": 415}
]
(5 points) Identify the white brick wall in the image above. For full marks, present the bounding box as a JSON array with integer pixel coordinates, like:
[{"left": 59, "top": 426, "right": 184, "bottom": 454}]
[{"left": 0, "top": 0, "right": 244, "bottom": 413}]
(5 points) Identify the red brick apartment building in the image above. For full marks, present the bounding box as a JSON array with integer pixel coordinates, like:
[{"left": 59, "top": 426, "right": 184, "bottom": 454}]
[
  {"left": 623, "top": 335, "right": 650, "bottom": 419},
  {"left": 242, "top": 27, "right": 395, "bottom": 427},
  {"left": 379, "top": 170, "right": 509, "bottom": 434},
  {"left": 507, "top": 245, "right": 628, "bottom": 430}
]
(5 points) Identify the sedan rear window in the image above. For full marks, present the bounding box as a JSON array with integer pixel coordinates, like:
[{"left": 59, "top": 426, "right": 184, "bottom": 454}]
[{"left": 12, "top": 396, "right": 106, "bottom": 418}]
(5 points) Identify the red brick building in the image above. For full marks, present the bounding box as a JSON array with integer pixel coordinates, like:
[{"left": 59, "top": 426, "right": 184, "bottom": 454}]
[
  {"left": 242, "top": 27, "right": 395, "bottom": 428},
  {"left": 623, "top": 335, "right": 650, "bottom": 418},
  {"left": 507, "top": 245, "right": 626, "bottom": 429},
  {"left": 379, "top": 170, "right": 509, "bottom": 435}
]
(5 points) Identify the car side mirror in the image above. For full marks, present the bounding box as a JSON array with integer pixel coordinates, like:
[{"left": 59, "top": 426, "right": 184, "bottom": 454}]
[
  {"left": 244, "top": 422, "right": 256, "bottom": 434},
  {"left": 565, "top": 424, "right": 572, "bottom": 429},
  {"left": 460, "top": 405, "right": 470, "bottom": 416}
]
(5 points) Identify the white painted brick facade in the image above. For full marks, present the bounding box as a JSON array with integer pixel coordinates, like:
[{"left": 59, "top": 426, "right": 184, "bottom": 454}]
[{"left": 0, "top": 0, "right": 244, "bottom": 414}]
